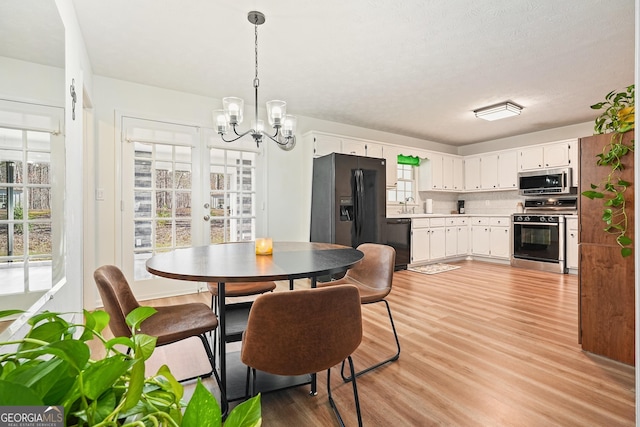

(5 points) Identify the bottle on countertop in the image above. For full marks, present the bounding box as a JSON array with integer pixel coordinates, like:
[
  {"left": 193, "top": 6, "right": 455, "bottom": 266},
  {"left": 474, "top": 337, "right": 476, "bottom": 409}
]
[{"left": 516, "top": 202, "right": 524, "bottom": 213}]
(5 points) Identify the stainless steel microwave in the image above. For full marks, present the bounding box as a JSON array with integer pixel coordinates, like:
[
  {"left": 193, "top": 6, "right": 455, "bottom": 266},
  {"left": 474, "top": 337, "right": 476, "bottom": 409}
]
[{"left": 517, "top": 168, "right": 575, "bottom": 196}]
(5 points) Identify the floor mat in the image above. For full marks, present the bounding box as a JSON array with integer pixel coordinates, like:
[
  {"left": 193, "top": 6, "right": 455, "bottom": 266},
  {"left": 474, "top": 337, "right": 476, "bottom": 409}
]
[{"left": 408, "top": 263, "right": 461, "bottom": 275}]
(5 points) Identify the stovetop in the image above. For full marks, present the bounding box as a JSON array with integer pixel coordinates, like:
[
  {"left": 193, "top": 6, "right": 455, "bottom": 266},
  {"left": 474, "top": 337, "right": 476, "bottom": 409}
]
[{"left": 523, "top": 197, "right": 577, "bottom": 213}]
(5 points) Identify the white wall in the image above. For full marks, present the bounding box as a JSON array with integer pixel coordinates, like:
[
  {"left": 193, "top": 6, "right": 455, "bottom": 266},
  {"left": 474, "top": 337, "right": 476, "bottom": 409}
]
[
  {"left": 0, "top": 57, "right": 64, "bottom": 105},
  {"left": 458, "top": 122, "right": 594, "bottom": 156}
]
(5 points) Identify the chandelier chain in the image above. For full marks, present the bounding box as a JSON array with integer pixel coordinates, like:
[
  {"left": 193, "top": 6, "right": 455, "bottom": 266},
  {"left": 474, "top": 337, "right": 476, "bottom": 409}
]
[{"left": 254, "top": 18, "right": 259, "bottom": 88}]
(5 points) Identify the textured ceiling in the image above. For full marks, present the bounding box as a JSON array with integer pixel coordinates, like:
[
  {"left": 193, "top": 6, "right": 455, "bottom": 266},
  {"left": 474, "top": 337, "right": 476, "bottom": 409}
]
[{"left": 2, "top": 0, "right": 635, "bottom": 146}]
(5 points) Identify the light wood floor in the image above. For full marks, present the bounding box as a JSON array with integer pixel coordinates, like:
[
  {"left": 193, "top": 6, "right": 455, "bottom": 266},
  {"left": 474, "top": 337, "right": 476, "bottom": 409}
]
[{"left": 94, "top": 260, "right": 636, "bottom": 426}]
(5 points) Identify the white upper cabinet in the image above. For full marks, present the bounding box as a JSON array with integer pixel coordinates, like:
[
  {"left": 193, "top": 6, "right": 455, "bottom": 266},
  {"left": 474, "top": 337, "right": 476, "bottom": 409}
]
[
  {"left": 418, "top": 152, "right": 463, "bottom": 191},
  {"left": 307, "top": 130, "right": 579, "bottom": 193},
  {"left": 383, "top": 145, "right": 399, "bottom": 187},
  {"left": 518, "top": 140, "right": 574, "bottom": 171},
  {"left": 464, "top": 156, "right": 481, "bottom": 191},
  {"left": 418, "top": 152, "right": 444, "bottom": 190},
  {"left": 567, "top": 140, "right": 578, "bottom": 187},
  {"left": 452, "top": 157, "right": 464, "bottom": 191},
  {"left": 543, "top": 142, "right": 571, "bottom": 168},
  {"left": 480, "top": 154, "right": 499, "bottom": 189},
  {"left": 312, "top": 133, "right": 342, "bottom": 158},
  {"left": 309, "top": 132, "right": 386, "bottom": 159},
  {"left": 366, "top": 142, "right": 384, "bottom": 159},
  {"left": 497, "top": 150, "right": 518, "bottom": 189},
  {"left": 518, "top": 146, "right": 544, "bottom": 170},
  {"left": 341, "top": 138, "right": 366, "bottom": 156}
]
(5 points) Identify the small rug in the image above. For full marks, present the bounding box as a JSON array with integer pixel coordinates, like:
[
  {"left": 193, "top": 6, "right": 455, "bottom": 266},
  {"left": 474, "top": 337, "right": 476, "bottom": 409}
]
[{"left": 409, "top": 263, "right": 461, "bottom": 275}]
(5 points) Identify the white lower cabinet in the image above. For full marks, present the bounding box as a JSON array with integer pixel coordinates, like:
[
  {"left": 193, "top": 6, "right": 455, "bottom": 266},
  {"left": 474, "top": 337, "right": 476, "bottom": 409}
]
[
  {"left": 429, "top": 226, "right": 446, "bottom": 260},
  {"left": 445, "top": 226, "right": 457, "bottom": 257},
  {"left": 445, "top": 217, "right": 469, "bottom": 257},
  {"left": 490, "top": 226, "right": 510, "bottom": 258},
  {"left": 566, "top": 216, "right": 578, "bottom": 271},
  {"left": 471, "top": 217, "right": 510, "bottom": 260},
  {"left": 412, "top": 217, "right": 468, "bottom": 264},
  {"left": 411, "top": 227, "right": 430, "bottom": 264},
  {"left": 411, "top": 216, "right": 508, "bottom": 264},
  {"left": 471, "top": 220, "right": 491, "bottom": 256}
]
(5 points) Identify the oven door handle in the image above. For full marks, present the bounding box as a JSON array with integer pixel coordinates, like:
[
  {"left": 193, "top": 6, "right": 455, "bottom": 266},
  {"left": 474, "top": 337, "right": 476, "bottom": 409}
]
[{"left": 513, "top": 222, "right": 559, "bottom": 226}]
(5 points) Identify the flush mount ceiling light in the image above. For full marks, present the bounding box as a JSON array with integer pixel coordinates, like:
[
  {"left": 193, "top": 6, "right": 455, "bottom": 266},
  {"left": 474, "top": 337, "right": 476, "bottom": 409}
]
[
  {"left": 213, "top": 11, "right": 296, "bottom": 150},
  {"left": 474, "top": 102, "right": 523, "bottom": 121}
]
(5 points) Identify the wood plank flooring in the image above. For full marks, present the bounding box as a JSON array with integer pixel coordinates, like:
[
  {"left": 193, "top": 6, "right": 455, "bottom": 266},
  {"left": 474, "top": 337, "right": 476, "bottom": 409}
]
[{"left": 92, "top": 261, "right": 636, "bottom": 426}]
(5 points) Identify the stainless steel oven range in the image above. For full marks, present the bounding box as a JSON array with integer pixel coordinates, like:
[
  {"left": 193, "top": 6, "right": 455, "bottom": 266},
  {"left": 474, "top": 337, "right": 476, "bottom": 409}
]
[{"left": 510, "top": 197, "right": 577, "bottom": 274}]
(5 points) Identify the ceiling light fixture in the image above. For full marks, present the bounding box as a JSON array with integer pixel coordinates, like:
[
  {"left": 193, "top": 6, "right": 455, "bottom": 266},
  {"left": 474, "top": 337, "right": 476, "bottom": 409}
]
[
  {"left": 474, "top": 102, "right": 523, "bottom": 121},
  {"left": 213, "top": 11, "right": 296, "bottom": 151}
]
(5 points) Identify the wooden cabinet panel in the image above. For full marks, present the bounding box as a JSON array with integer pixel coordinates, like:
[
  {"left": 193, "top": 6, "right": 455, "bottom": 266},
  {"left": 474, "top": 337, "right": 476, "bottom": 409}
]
[
  {"left": 578, "top": 132, "right": 635, "bottom": 365},
  {"left": 579, "top": 244, "right": 634, "bottom": 365}
]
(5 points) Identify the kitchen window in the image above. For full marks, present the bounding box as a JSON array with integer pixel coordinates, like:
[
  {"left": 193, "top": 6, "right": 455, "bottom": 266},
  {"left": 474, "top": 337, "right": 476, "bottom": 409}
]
[{"left": 387, "top": 163, "right": 414, "bottom": 203}]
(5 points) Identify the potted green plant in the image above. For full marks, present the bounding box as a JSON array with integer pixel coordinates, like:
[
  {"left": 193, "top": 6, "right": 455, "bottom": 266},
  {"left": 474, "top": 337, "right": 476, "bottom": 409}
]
[
  {"left": 582, "top": 84, "right": 635, "bottom": 257},
  {"left": 0, "top": 308, "right": 261, "bottom": 426}
]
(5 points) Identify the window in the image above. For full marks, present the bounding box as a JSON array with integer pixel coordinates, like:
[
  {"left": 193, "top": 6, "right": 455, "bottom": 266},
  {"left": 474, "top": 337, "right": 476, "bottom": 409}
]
[
  {"left": 208, "top": 148, "right": 256, "bottom": 243},
  {"left": 0, "top": 99, "right": 64, "bottom": 304},
  {"left": 387, "top": 163, "right": 414, "bottom": 203}
]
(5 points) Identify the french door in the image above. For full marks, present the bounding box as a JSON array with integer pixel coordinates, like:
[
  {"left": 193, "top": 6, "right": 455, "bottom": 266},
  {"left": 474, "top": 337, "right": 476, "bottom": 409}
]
[{"left": 120, "top": 116, "right": 260, "bottom": 299}]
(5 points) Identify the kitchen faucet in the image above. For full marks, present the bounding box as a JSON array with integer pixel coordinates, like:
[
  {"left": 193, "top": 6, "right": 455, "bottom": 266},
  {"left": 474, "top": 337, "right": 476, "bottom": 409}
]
[{"left": 399, "top": 197, "right": 415, "bottom": 214}]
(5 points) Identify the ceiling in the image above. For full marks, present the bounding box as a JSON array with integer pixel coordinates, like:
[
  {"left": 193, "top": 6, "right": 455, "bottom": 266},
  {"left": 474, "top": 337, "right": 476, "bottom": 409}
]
[{"left": 2, "top": 1, "right": 636, "bottom": 146}]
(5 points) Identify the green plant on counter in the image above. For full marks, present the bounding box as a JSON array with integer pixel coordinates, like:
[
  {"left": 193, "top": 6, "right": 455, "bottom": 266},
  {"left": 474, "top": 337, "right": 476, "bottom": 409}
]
[
  {"left": 582, "top": 84, "right": 634, "bottom": 257},
  {"left": 0, "top": 308, "right": 262, "bottom": 427}
]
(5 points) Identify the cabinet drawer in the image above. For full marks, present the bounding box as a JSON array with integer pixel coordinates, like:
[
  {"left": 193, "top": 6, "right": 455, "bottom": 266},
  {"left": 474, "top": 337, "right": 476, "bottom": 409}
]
[
  {"left": 490, "top": 217, "right": 509, "bottom": 226},
  {"left": 412, "top": 218, "right": 431, "bottom": 228},
  {"left": 472, "top": 217, "right": 490, "bottom": 226},
  {"left": 447, "top": 217, "right": 468, "bottom": 226},
  {"left": 429, "top": 217, "right": 446, "bottom": 227}
]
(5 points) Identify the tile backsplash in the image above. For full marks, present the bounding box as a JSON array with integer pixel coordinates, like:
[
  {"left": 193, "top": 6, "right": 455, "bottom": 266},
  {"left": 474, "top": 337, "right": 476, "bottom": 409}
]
[{"left": 388, "top": 190, "right": 524, "bottom": 215}]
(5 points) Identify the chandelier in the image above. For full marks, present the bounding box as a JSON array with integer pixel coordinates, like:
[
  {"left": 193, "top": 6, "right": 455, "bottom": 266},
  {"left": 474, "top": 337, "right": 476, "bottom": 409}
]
[{"left": 213, "top": 11, "right": 297, "bottom": 151}]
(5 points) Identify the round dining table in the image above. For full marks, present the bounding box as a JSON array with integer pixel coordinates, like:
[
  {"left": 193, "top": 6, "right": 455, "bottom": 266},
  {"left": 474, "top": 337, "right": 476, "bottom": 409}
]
[{"left": 145, "top": 241, "right": 364, "bottom": 400}]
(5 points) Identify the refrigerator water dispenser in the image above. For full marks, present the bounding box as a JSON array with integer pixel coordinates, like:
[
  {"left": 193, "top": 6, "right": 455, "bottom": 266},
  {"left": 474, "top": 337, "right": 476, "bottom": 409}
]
[{"left": 339, "top": 196, "right": 353, "bottom": 221}]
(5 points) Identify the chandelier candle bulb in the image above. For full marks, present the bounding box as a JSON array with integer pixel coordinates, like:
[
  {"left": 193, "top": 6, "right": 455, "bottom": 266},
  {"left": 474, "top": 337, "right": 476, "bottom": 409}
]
[
  {"left": 214, "top": 110, "right": 228, "bottom": 134},
  {"left": 255, "top": 238, "right": 273, "bottom": 255}
]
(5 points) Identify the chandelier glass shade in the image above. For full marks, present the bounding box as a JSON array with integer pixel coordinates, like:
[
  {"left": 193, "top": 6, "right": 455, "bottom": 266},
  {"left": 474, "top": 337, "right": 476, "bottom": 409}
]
[{"left": 214, "top": 11, "right": 296, "bottom": 150}]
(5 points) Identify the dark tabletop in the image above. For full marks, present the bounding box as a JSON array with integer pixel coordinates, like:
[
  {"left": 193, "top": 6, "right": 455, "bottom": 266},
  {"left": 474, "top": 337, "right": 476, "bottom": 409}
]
[{"left": 145, "top": 241, "right": 364, "bottom": 282}]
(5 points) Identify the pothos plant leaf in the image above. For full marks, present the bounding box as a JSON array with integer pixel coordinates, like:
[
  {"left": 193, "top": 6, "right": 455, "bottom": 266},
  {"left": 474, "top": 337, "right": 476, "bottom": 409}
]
[{"left": 585, "top": 84, "right": 634, "bottom": 257}]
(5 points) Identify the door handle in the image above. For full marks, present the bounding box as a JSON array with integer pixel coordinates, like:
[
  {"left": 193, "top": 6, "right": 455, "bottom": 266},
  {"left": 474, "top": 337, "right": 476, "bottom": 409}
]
[{"left": 203, "top": 215, "right": 210, "bottom": 221}]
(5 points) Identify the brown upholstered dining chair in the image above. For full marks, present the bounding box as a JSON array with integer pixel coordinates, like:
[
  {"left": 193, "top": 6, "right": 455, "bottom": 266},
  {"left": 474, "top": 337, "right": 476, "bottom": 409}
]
[
  {"left": 241, "top": 285, "right": 364, "bottom": 427},
  {"left": 318, "top": 243, "right": 399, "bottom": 381},
  {"left": 93, "top": 265, "right": 226, "bottom": 409},
  {"left": 206, "top": 281, "right": 277, "bottom": 313}
]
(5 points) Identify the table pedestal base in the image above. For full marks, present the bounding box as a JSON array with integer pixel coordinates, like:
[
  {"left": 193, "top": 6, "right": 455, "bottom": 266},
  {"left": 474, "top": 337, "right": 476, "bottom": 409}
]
[{"left": 224, "top": 351, "right": 312, "bottom": 402}]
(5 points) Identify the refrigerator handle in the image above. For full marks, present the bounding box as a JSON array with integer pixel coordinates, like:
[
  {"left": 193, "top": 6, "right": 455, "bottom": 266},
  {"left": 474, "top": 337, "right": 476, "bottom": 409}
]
[{"left": 354, "top": 169, "right": 364, "bottom": 243}]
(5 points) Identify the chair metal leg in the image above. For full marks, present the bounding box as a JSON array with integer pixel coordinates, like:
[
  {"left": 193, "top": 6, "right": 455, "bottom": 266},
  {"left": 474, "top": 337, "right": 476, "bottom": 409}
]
[
  {"left": 341, "top": 298, "right": 400, "bottom": 382},
  {"left": 211, "top": 294, "right": 218, "bottom": 367},
  {"left": 201, "top": 333, "right": 228, "bottom": 417},
  {"left": 328, "top": 356, "right": 363, "bottom": 427}
]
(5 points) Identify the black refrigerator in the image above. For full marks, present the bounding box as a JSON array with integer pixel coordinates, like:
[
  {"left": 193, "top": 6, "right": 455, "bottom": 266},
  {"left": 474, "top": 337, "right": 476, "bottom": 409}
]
[{"left": 310, "top": 153, "right": 386, "bottom": 247}]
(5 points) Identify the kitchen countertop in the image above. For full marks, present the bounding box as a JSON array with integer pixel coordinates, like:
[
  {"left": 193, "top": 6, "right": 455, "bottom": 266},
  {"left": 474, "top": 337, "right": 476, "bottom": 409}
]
[{"left": 386, "top": 213, "right": 512, "bottom": 219}]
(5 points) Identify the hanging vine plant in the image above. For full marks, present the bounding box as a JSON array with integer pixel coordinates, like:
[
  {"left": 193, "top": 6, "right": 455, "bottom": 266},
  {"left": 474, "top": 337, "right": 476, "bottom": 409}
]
[{"left": 581, "top": 84, "right": 634, "bottom": 257}]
